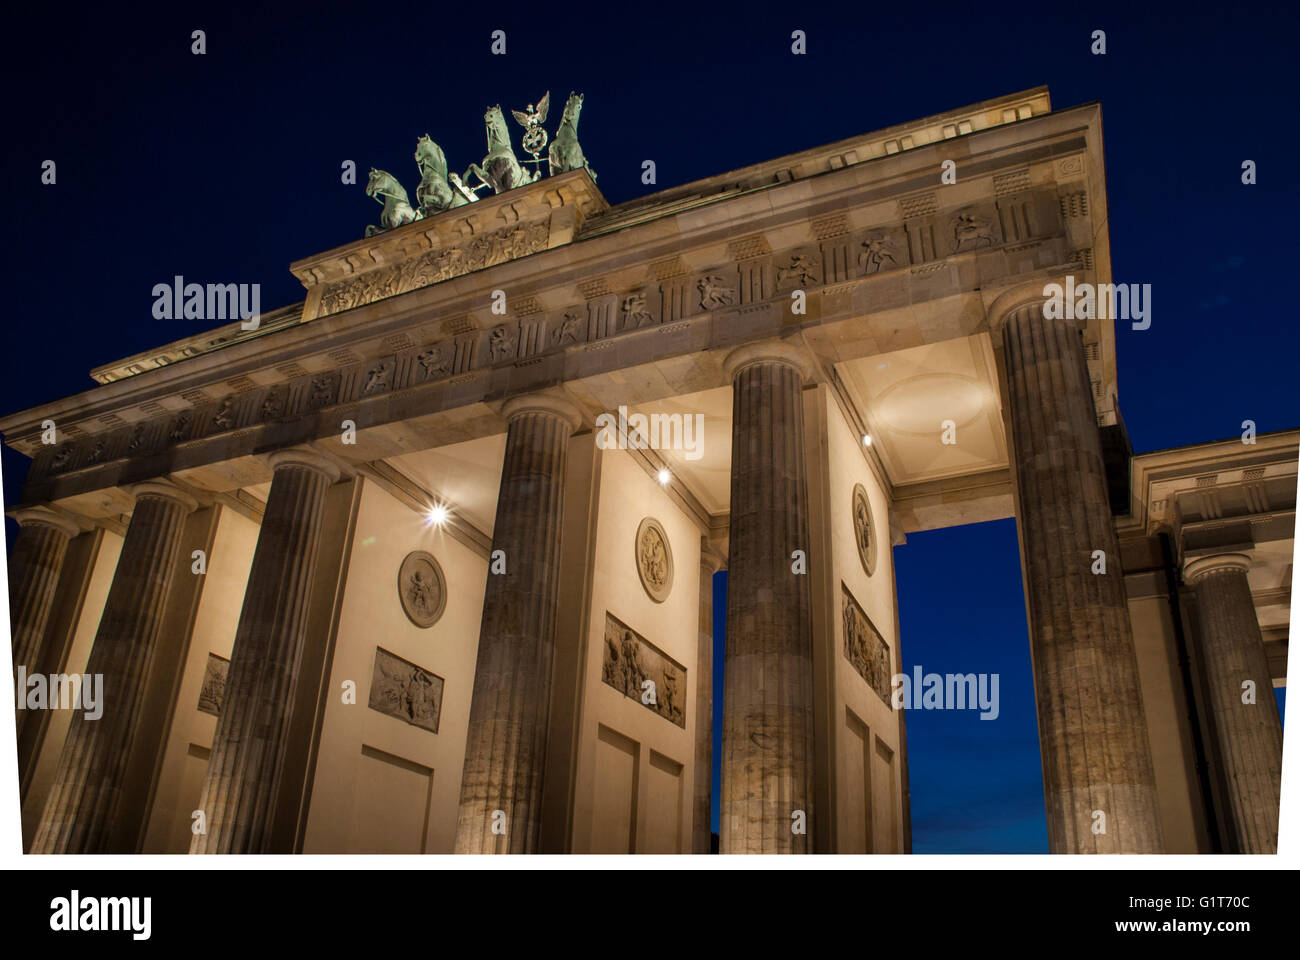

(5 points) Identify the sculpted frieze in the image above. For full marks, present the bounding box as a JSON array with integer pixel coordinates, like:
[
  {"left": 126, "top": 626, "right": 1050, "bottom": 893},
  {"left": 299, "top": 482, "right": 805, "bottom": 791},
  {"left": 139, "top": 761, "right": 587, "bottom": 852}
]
[
  {"left": 697, "top": 273, "right": 737, "bottom": 310},
  {"left": 211, "top": 397, "right": 236, "bottom": 430},
  {"left": 489, "top": 323, "right": 520, "bottom": 362},
  {"left": 28, "top": 190, "right": 1061, "bottom": 482},
  {"left": 950, "top": 206, "right": 998, "bottom": 253},
  {"left": 858, "top": 229, "right": 904, "bottom": 276},
  {"left": 318, "top": 218, "right": 551, "bottom": 317},
  {"left": 842, "top": 584, "right": 890, "bottom": 704},
  {"left": 551, "top": 310, "right": 585, "bottom": 346},
  {"left": 307, "top": 372, "right": 342, "bottom": 410},
  {"left": 775, "top": 251, "right": 821, "bottom": 291},
  {"left": 361, "top": 356, "right": 397, "bottom": 396},
  {"left": 368, "top": 647, "right": 444, "bottom": 734},
  {"left": 260, "top": 386, "right": 287, "bottom": 421},
  {"left": 601, "top": 613, "right": 686, "bottom": 728},
  {"left": 415, "top": 343, "right": 453, "bottom": 379}
]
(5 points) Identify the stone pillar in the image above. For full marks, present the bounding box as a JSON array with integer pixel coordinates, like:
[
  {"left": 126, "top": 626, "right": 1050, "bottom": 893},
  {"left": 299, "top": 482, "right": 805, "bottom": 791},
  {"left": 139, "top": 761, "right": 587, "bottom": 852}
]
[
  {"left": 9, "top": 507, "right": 81, "bottom": 741},
  {"left": 31, "top": 482, "right": 196, "bottom": 854},
  {"left": 720, "top": 342, "right": 816, "bottom": 854},
  {"left": 191, "top": 449, "right": 340, "bottom": 854},
  {"left": 693, "top": 545, "right": 724, "bottom": 854},
  {"left": 1000, "top": 299, "right": 1163, "bottom": 853},
  {"left": 1183, "top": 553, "right": 1282, "bottom": 853},
  {"left": 456, "top": 394, "right": 582, "bottom": 853}
]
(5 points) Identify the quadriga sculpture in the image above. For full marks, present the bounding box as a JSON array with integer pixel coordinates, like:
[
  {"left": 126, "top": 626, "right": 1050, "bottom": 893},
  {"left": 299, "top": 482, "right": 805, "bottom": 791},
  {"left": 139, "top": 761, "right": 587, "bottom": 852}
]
[
  {"left": 414, "top": 135, "right": 455, "bottom": 217},
  {"left": 463, "top": 106, "right": 536, "bottom": 194},
  {"left": 549, "top": 91, "right": 595, "bottom": 180},
  {"left": 364, "top": 168, "right": 419, "bottom": 237}
]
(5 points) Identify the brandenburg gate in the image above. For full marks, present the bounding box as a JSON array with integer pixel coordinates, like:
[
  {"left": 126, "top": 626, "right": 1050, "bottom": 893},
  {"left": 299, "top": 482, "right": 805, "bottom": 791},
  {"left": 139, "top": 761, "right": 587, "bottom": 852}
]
[{"left": 4, "top": 86, "right": 1289, "bottom": 854}]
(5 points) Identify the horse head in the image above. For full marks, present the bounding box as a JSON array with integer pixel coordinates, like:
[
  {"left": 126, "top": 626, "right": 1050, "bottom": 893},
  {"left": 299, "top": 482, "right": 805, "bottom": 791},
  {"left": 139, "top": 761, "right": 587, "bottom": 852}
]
[
  {"left": 484, "top": 106, "right": 511, "bottom": 150},
  {"left": 366, "top": 168, "right": 402, "bottom": 202},
  {"left": 562, "top": 91, "right": 584, "bottom": 127},
  {"left": 414, "top": 135, "right": 447, "bottom": 178}
]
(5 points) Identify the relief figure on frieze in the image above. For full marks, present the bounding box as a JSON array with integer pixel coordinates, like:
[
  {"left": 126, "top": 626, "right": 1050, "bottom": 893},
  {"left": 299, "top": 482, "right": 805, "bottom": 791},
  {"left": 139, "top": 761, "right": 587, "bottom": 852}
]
[
  {"left": 777, "top": 254, "right": 820, "bottom": 289},
  {"left": 951, "top": 211, "right": 995, "bottom": 252},
  {"left": 417, "top": 344, "right": 451, "bottom": 378},
  {"left": 600, "top": 613, "right": 686, "bottom": 728},
  {"left": 212, "top": 397, "right": 234, "bottom": 429},
  {"left": 552, "top": 311, "right": 584, "bottom": 345},
  {"left": 368, "top": 647, "right": 445, "bottom": 734},
  {"left": 697, "top": 274, "right": 736, "bottom": 310},
  {"left": 490, "top": 324, "right": 519, "bottom": 362},
  {"left": 622, "top": 292, "right": 655, "bottom": 329},
  {"left": 859, "top": 232, "right": 898, "bottom": 274},
  {"left": 842, "top": 585, "right": 891, "bottom": 704}
]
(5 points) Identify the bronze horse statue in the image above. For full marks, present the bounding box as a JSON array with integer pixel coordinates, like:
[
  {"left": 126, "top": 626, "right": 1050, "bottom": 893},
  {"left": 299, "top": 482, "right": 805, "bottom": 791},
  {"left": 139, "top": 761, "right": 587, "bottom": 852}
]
[{"left": 463, "top": 106, "right": 536, "bottom": 194}]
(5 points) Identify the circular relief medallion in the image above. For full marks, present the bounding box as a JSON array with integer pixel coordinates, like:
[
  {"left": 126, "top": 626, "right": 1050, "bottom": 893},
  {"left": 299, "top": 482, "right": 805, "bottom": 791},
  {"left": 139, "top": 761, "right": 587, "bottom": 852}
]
[
  {"left": 635, "top": 517, "right": 674, "bottom": 603},
  {"left": 398, "top": 550, "right": 447, "bottom": 628},
  {"left": 852, "top": 483, "right": 877, "bottom": 577}
]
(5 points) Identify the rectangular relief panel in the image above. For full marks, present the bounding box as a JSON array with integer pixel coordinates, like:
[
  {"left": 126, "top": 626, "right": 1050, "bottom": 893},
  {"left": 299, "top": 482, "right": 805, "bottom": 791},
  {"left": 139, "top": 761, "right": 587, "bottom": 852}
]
[
  {"left": 197, "top": 653, "right": 229, "bottom": 717},
  {"left": 842, "top": 584, "right": 891, "bottom": 705},
  {"left": 367, "top": 647, "right": 445, "bottom": 734},
  {"left": 601, "top": 613, "right": 687, "bottom": 728}
]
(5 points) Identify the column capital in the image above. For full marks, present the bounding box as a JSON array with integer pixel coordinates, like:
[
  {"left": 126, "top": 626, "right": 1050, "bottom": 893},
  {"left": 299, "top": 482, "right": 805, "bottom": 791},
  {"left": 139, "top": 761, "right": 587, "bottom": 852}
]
[
  {"left": 722, "top": 340, "right": 814, "bottom": 383},
  {"left": 501, "top": 392, "right": 584, "bottom": 433},
  {"left": 127, "top": 480, "right": 199, "bottom": 513},
  {"left": 9, "top": 505, "right": 81, "bottom": 538},
  {"left": 985, "top": 273, "right": 1077, "bottom": 340},
  {"left": 1184, "top": 551, "right": 1252, "bottom": 585},
  {"left": 266, "top": 447, "right": 342, "bottom": 483}
]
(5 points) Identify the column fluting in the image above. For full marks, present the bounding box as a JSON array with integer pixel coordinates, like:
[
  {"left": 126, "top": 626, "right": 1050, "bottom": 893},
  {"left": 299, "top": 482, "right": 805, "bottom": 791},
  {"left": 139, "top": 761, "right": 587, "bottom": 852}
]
[
  {"left": 455, "top": 395, "right": 580, "bottom": 853},
  {"left": 720, "top": 343, "right": 815, "bottom": 854},
  {"left": 31, "top": 482, "right": 196, "bottom": 853},
  {"left": 190, "top": 449, "right": 339, "bottom": 854},
  {"left": 1001, "top": 301, "right": 1163, "bottom": 853},
  {"left": 1184, "top": 553, "right": 1282, "bottom": 853}
]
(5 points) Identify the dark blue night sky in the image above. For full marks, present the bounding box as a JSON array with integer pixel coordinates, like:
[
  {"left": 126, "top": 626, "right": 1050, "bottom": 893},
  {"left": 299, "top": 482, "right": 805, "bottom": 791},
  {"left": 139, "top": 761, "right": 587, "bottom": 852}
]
[{"left": 3, "top": 3, "right": 1295, "bottom": 853}]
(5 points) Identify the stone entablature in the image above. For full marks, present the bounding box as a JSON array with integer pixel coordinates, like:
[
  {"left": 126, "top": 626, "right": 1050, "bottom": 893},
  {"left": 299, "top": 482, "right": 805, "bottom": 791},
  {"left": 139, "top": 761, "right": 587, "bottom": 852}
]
[
  {"left": 2, "top": 96, "right": 1110, "bottom": 514},
  {"left": 1121, "top": 432, "right": 1300, "bottom": 540}
]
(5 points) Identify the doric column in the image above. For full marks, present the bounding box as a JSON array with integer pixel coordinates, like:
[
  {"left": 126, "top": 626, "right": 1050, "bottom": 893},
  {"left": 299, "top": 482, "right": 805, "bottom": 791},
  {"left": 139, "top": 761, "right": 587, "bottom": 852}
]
[
  {"left": 9, "top": 507, "right": 81, "bottom": 741},
  {"left": 456, "top": 393, "right": 582, "bottom": 853},
  {"left": 31, "top": 482, "right": 196, "bottom": 854},
  {"left": 720, "top": 342, "right": 816, "bottom": 854},
  {"left": 1183, "top": 553, "right": 1282, "bottom": 853},
  {"left": 693, "top": 544, "right": 724, "bottom": 854},
  {"left": 191, "top": 448, "right": 339, "bottom": 854},
  {"left": 1000, "top": 299, "right": 1163, "bottom": 853}
]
